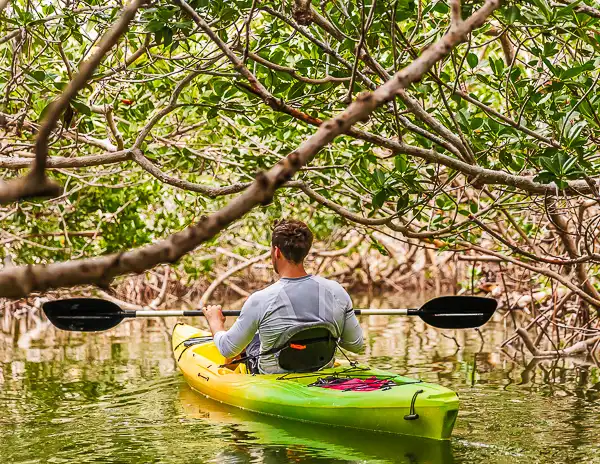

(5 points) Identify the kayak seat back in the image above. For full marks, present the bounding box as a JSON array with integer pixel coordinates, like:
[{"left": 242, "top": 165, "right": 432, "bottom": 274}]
[{"left": 274, "top": 324, "right": 337, "bottom": 373}]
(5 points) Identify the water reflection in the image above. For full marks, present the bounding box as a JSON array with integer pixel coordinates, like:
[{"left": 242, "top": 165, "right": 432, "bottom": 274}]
[
  {"left": 178, "top": 385, "right": 453, "bottom": 463},
  {"left": 1, "top": 294, "right": 600, "bottom": 463}
]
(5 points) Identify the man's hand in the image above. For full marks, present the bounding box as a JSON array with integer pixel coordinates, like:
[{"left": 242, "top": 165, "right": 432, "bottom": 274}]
[{"left": 203, "top": 304, "right": 226, "bottom": 336}]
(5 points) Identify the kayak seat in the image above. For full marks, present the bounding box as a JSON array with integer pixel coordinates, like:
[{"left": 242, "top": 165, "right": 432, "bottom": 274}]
[
  {"left": 221, "top": 323, "right": 338, "bottom": 374},
  {"left": 273, "top": 324, "right": 337, "bottom": 373}
]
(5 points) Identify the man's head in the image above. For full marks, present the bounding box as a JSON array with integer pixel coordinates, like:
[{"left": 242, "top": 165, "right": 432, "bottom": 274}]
[{"left": 271, "top": 219, "right": 313, "bottom": 274}]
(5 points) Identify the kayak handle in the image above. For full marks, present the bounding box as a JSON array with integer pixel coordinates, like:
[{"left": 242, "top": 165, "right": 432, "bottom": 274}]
[{"left": 404, "top": 389, "right": 424, "bottom": 421}]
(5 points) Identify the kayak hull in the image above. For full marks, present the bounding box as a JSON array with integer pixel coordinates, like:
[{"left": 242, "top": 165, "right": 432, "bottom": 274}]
[{"left": 173, "top": 323, "right": 459, "bottom": 440}]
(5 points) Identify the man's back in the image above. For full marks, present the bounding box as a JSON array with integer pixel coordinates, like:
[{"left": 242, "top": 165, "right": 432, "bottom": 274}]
[{"left": 214, "top": 275, "right": 364, "bottom": 374}]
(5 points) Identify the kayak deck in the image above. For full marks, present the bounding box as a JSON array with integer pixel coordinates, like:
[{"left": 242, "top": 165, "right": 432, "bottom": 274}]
[{"left": 173, "top": 323, "right": 459, "bottom": 440}]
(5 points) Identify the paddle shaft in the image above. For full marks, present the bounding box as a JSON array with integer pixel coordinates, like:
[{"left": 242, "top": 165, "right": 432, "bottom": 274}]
[
  {"left": 42, "top": 295, "right": 497, "bottom": 331},
  {"left": 129, "top": 309, "right": 485, "bottom": 317}
]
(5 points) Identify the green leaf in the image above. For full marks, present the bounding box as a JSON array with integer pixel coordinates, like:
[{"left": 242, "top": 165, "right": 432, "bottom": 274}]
[
  {"left": 555, "top": 179, "right": 569, "bottom": 189},
  {"left": 561, "top": 62, "right": 594, "bottom": 80},
  {"left": 489, "top": 57, "right": 497, "bottom": 75},
  {"left": 163, "top": 28, "right": 173, "bottom": 47},
  {"left": 71, "top": 100, "right": 91, "bottom": 116},
  {"left": 494, "top": 56, "right": 504, "bottom": 75},
  {"left": 532, "top": 0, "right": 552, "bottom": 21},
  {"left": 543, "top": 43, "right": 557, "bottom": 57},
  {"left": 206, "top": 106, "right": 219, "bottom": 119},
  {"left": 213, "top": 80, "right": 229, "bottom": 96},
  {"left": 510, "top": 68, "right": 522, "bottom": 82},
  {"left": 540, "top": 156, "right": 555, "bottom": 174},
  {"left": 456, "top": 109, "right": 469, "bottom": 129},
  {"left": 39, "top": 100, "right": 55, "bottom": 122},
  {"left": 467, "top": 53, "right": 478, "bottom": 69},
  {"left": 288, "top": 81, "right": 305, "bottom": 100},
  {"left": 394, "top": 154, "right": 408, "bottom": 173},
  {"left": 432, "top": 2, "right": 449, "bottom": 14},
  {"left": 540, "top": 56, "right": 559, "bottom": 76},
  {"left": 504, "top": 5, "right": 520, "bottom": 24},
  {"left": 567, "top": 120, "right": 587, "bottom": 142},
  {"left": 534, "top": 171, "right": 555, "bottom": 185},
  {"left": 257, "top": 117, "right": 272, "bottom": 128},
  {"left": 295, "top": 59, "right": 313, "bottom": 70},
  {"left": 369, "top": 237, "right": 389, "bottom": 256},
  {"left": 556, "top": 0, "right": 580, "bottom": 17},
  {"left": 154, "top": 29, "right": 163, "bottom": 45},
  {"left": 372, "top": 189, "right": 387, "bottom": 209},
  {"left": 373, "top": 168, "right": 386, "bottom": 186},
  {"left": 470, "top": 117, "right": 483, "bottom": 130},
  {"left": 511, "top": 155, "right": 524, "bottom": 171},
  {"left": 397, "top": 192, "right": 409, "bottom": 211},
  {"left": 146, "top": 20, "right": 163, "bottom": 32},
  {"left": 220, "top": 7, "right": 237, "bottom": 22},
  {"left": 31, "top": 70, "right": 46, "bottom": 82}
]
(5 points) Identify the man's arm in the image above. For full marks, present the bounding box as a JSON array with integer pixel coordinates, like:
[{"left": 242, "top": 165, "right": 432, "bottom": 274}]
[
  {"left": 204, "top": 296, "right": 261, "bottom": 358},
  {"left": 338, "top": 293, "right": 364, "bottom": 353}
]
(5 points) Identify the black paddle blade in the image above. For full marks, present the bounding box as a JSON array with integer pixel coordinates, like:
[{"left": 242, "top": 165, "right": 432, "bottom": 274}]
[
  {"left": 418, "top": 296, "right": 497, "bottom": 329},
  {"left": 43, "top": 298, "right": 126, "bottom": 332}
]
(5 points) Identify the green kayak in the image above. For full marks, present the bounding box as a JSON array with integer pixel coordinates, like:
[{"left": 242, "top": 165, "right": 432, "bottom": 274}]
[
  {"left": 173, "top": 323, "right": 459, "bottom": 440},
  {"left": 178, "top": 385, "right": 454, "bottom": 462}
]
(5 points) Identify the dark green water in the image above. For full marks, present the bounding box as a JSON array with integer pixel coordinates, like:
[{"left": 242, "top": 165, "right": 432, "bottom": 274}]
[{"left": 2, "top": 299, "right": 600, "bottom": 463}]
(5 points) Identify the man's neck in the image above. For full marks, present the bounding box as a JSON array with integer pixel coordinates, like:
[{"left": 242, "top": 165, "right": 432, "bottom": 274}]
[{"left": 278, "top": 265, "right": 309, "bottom": 279}]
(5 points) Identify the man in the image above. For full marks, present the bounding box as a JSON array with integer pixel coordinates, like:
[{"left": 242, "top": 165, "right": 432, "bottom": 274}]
[{"left": 203, "top": 219, "right": 364, "bottom": 374}]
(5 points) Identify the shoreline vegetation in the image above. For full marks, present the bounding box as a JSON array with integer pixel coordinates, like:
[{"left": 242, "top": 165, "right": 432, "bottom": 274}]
[{"left": 3, "top": 231, "right": 599, "bottom": 360}]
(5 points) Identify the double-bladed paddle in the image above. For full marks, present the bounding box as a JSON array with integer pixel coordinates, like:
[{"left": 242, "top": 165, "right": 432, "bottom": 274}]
[{"left": 42, "top": 295, "right": 497, "bottom": 332}]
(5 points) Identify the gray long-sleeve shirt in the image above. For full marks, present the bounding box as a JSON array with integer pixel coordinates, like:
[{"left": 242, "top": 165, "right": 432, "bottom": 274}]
[{"left": 214, "top": 274, "right": 364, "bottom": 374}]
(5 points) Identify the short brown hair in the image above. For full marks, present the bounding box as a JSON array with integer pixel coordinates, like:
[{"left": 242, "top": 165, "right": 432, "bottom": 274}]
[{"left": 271, "top": 219, "right": 313, "bottom": 263}]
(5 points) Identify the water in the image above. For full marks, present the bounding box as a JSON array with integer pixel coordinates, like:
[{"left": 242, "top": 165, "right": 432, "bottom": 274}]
[{"left": 1, "top": 296, "right": 600, "bottom": 463}]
